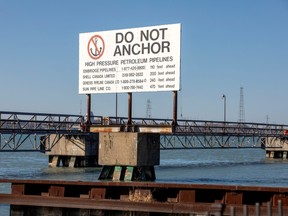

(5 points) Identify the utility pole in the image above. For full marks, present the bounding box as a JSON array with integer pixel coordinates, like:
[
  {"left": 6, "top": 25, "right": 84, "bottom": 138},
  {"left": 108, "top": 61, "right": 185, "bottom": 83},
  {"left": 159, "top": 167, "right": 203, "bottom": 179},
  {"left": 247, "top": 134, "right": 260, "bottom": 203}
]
[
  {"left": 222, "top": 94, "right": 226, "bottom": 122},
  {"left": 146, "top": 99, "right": 152, "bottom": 118},
  {"left": 115, "top": 93, "right": 118, "bottom": 123},
  {"left": 238, "top": 87, "right": 245, "bottom": 123}
]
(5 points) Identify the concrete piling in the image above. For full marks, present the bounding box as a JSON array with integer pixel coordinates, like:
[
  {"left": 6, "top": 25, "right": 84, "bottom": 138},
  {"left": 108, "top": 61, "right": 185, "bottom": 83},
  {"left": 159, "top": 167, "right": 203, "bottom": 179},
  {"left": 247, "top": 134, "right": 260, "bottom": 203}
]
[
  {"left": 45, "top": 133, "right": 99, "bottom": 167},
  {"left": 265, "top": 137, "right": 288, "bottom": 159},
  {"left": 98, "top": 132, "right": 160, "bottom": 181}
]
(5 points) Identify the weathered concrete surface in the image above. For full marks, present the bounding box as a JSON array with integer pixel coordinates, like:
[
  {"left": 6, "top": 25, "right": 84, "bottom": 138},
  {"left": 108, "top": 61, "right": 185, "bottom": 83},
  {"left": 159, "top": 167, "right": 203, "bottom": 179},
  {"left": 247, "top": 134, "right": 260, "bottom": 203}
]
[
  {"left": 99, "top": 132, "right": 160, "bottom": 166},
  {"left": 45, "top": 133, "right": 99, "bottom": 167},
  {"left": 265, "top": 137, "right": 288, "bottom": 159},
  {"left": 45, "top": 134, "right": 98, "bottom": 156}
]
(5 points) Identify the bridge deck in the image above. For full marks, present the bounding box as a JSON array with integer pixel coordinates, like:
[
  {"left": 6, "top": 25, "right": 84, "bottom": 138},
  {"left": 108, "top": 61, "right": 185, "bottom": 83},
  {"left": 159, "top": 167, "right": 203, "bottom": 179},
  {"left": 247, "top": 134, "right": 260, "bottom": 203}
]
[{"left": 1, "top": 111, "right": 288, "bottom": 151}]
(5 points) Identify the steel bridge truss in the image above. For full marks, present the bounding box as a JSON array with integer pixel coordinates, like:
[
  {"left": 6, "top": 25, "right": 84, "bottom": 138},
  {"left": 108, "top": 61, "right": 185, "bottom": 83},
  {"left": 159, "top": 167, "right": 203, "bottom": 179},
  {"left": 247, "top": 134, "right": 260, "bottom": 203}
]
[
  {"left": 160, "top": 134, "right": 265, "bottom": 149},
  {"left": 106, "top": 117, "right": 287, "bottom": 149},
  {"left": 0, "top": 111, "right": 83, "bottom": 151},
  {"left": 1, "top": 111, "right": 288, "bottom": 151}
]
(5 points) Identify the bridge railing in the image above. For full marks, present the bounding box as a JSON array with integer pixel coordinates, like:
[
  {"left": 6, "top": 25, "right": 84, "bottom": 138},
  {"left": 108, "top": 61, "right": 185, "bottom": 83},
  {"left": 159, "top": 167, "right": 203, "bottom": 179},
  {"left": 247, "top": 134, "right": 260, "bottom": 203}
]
[
  {"left": 0, "top": 111, "right": 89, "bottom": 151},
  {"left": 1, "top": 111, "right": 288, "bottom": 151},
  {"left": 175, "top": 121, "right": 287, "bottom": 137},
  {"left": 96, "top": 117, "right": 288, "bottom": 149},
  {"left": 102, "top": 116, "right": 288, "bottom": 137},
  {"left": 0, "top": 111, "right": 85, "bottom": 133},
  {"left": 100, "top": 116, "right": 173, "bottom": 126}
]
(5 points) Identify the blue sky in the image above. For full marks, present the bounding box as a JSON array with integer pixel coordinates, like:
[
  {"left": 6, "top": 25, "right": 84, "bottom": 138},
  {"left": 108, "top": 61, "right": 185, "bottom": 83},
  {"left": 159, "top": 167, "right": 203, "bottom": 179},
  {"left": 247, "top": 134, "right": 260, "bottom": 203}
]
[{"left": 0, "top": 0, "right": 287, "bottom": 124}]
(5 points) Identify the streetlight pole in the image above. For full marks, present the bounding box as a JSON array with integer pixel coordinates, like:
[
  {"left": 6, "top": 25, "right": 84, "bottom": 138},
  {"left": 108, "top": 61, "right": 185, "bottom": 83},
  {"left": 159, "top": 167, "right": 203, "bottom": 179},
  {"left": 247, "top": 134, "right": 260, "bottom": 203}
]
[
  {"left": 115, "top": 93, "right": 118, "bottom": 124},
  {"left": 222, "top": 94, "right": 226, "bottom": 122}
]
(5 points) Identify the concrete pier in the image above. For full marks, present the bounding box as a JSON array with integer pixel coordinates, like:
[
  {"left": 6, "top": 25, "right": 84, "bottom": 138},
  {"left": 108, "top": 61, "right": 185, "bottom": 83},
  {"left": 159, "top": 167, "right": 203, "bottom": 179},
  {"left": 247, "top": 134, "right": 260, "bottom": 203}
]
[
  {"left": 43, "top": 131, "right": 161, "bottom": 174},
  {"left": 45, "top": 133, "right": 99, "bottom": 167},
  {"left": 98, "top": 132, "right": 160, "bottom": 181},
  {"left": 98, "top": 132, "right": 160, "bottom": 166},
  {"left": 265, "top": 137, "right": 288, "bottom": 159}
]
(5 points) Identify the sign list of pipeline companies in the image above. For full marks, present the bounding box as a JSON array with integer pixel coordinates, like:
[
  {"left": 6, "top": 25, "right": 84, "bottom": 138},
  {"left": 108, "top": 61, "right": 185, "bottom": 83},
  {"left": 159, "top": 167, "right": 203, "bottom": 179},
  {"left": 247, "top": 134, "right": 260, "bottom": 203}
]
[{"left": 79, "top": 23, "right": 181, "bottom": 94}]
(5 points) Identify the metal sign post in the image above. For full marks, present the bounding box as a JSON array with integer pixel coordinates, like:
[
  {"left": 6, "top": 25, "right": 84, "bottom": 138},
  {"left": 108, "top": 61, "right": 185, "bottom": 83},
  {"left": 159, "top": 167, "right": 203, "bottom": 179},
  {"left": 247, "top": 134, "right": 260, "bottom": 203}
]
[
  {"left": 128, "top": 92, "right": 132, "bottom": 126},
  {"left": 86, "top": 94, "right": 91, "bottom": 130},
  {"left": 173, "top": 91, "right": 178, "bottom": 126}
]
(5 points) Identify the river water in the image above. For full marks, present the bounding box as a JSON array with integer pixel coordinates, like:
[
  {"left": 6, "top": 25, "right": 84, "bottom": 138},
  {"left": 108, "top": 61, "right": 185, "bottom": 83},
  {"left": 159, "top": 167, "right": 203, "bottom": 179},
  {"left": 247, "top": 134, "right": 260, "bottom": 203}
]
[{"left": 1, "top": 148, "right": 288, "bottom": 214}]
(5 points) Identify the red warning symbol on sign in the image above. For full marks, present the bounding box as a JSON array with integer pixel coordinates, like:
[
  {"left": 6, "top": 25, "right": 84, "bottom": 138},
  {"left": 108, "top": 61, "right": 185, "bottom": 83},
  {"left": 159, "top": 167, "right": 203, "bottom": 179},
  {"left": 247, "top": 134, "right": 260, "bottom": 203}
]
[{"left": 87, "top": 35, "right": 105, "bottom": 60}]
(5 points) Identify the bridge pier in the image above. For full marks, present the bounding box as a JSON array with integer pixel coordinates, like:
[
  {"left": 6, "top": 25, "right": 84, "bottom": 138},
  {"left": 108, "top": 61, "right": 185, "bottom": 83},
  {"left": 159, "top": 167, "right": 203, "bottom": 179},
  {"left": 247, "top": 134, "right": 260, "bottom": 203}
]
[
  {"left": 44, "top": 131, "right": 160, "bottom": 173},
  {"left": 48, "top": 155, "right": 88, "bottom": 167},
  {"left": 98, "top": 132, "right": 160, "bottom": 181},
  {"left": 265, "top": 137, "right": 288, "bottom": 159},
  {"left": 44, "top": 133, "right": 99, "bottom": 167}
]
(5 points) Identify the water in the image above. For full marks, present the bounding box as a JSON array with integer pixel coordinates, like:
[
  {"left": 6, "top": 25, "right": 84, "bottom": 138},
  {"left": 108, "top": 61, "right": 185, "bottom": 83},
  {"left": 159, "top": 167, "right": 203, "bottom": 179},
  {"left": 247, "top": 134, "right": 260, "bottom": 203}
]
[
  {"left": 157, "top": 149, "right": 288, "bottom": 186},
  {"left": 1, "top": 149, "right": 288, "bottom": 214}
]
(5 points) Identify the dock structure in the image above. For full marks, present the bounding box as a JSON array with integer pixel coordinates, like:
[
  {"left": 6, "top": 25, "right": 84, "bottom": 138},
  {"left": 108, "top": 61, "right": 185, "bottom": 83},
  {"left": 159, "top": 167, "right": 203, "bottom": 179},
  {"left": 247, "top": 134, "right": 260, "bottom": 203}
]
[
  {"left": 44, "top": 123, "right": 288, "bottom": 168},
  {"left": 1, "top": 111, "right": 288, "bottom": 152},
  {"left": 2, "top": 115, "right": 288, "bottom": 215},
  {"left": 2, "top": 129, "right": 288, "bottom": 215},
  {"left": 2, "top": 110, "right": 288, "bottom": 168},
  {"left": 46, "top": 133, "right": 99, "bottom": 167},
  {"left": 0, "top": 179, "right": 287, "bottom": 216},
  {"left": 265, "top": 136, "right": 288, "bottom": 159},
  {"left": 97, "top": 132, "right": 160, "bottom": 181},
  {"left": 1, "top": 21, "right": 287, "bottom": 215},
  {"left": 2, "top": 111, "right": 288, "bottom": 214}
]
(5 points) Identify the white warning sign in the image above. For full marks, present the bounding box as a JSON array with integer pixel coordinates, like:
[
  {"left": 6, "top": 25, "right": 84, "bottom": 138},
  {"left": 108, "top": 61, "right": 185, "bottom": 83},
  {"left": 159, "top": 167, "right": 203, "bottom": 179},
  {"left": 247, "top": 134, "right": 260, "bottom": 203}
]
[{"left": 79, "top": 23, "right": 181, "bottom": 94}]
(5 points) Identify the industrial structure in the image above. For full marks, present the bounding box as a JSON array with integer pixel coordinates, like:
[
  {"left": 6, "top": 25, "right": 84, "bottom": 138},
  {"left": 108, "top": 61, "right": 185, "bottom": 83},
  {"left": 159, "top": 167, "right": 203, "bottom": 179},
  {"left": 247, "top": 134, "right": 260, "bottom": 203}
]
[
  {"left": 1, "top": 110, "right": 288, "bottom": 166},
  {"left": 1, "top": 23, "right": 288, "bottom": 215}
]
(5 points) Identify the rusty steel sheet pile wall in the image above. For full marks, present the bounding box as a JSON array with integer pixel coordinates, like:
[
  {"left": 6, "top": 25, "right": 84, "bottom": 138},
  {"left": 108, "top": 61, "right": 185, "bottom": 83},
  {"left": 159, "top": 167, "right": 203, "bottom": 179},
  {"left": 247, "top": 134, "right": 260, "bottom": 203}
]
[{"left": 0, "top": 179, "right": 288, "bottom": 215}]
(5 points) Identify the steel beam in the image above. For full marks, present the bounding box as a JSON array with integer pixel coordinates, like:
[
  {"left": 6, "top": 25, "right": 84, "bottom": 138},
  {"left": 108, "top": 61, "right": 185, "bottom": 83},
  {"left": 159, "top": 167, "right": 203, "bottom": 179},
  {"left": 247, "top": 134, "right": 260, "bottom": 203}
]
[
  {"left": 1, "top": 111, "right": 288, "bottom": 151},
  {"left": 0, "top": 179, "right": 288, "bottom": 215}
]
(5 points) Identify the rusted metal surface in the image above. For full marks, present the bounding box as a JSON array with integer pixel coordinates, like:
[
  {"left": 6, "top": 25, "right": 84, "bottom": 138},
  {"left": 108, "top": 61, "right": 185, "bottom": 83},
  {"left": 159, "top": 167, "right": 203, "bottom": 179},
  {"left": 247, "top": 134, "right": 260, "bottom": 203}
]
[
  {"left": 0, "top": 194, "right": 224, "bottom": 214},
  {"left": 127, "top": 92, "right": 132, "bottom": 126},
  {"left": 173, "top": 90, "right": 178, "bottom": 126},
  {"left": 1, "top": 179, "right": 288, "bottom": 215},
  {"left": 137, "top": 125, "right": 173, "bottom": 133},
  {"left": 90, "top": 125, "right": 173, "bottom": 133},
  {"left": 86, "top": 94, "right": 92, "bottom": 128},
  {"left": 90, "top": 125, "right": 122, "bottom": 132}
]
